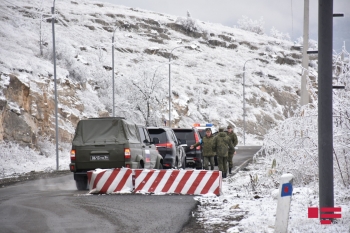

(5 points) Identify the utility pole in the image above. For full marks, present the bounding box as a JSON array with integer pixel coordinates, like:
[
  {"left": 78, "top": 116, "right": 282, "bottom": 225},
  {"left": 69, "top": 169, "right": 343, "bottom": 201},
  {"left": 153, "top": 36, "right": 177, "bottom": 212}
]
[
  {"left": 301, "top": 0, "right": 310, "bottom": 106},
  {"left": 112, "top": 27, "right": 117, "bottom": 117},
  {"left": 318, "top": 0, "right": 334, "bottom": 218},
  {"left": 51, "top": 0, "right": 59, "bottom": 170}
]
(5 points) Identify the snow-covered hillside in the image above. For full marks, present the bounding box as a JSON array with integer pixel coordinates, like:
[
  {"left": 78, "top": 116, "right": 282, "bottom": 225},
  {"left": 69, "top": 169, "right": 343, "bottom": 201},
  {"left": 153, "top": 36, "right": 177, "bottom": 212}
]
[{"left": 0, "top": 0, "right": 309, "bottom": 150}]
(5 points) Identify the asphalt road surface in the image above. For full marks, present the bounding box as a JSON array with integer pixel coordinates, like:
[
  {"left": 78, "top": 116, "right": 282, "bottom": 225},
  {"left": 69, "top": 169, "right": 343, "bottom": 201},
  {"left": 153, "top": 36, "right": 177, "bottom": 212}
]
[
  {"left": 0, "top": 146, "right": 261, "bottom": 233},
  {"left": 232, "top": 145, "right": 262, "bottom": 171},
  {"left": 189, "top": 145, "right": 261, "bottom": 172}
]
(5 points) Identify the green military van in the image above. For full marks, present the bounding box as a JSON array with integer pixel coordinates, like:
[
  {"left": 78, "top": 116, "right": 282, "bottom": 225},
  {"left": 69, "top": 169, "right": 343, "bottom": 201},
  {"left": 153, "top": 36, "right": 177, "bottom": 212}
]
[{"left": 69, "top": 117, "right": 163, "bottom": 190}]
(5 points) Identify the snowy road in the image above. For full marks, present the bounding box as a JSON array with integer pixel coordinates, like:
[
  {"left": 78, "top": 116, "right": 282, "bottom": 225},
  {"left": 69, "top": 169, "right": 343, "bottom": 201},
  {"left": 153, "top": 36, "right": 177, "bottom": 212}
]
[{"left": 0, "top": 174, "right": 196, "bottom": 233}]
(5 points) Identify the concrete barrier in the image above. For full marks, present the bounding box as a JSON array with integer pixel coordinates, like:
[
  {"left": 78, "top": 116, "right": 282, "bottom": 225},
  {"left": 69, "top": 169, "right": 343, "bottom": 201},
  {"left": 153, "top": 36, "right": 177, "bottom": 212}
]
[
  {"left": 87, "top": 168, "right": 133, "bottom": 194},
  {"left": 134, "top": 169, "right": 222, "bottom": 195}
]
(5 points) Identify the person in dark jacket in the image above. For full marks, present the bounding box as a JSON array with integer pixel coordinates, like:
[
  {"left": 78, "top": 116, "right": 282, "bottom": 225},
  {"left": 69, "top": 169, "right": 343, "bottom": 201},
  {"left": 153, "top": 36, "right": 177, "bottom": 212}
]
[
  {"left": 190, "top": 128, "right": 215, "bottom": 170},
  {"left": 212, "top": 127, "right": 234, "bottom": 178},
  {"left": 226, "top": 125, "right": 238, "bottom": 174}
]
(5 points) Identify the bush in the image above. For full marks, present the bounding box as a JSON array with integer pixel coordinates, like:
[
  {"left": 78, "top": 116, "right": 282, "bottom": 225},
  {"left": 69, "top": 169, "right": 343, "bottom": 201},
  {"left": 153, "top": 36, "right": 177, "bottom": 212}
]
[
  {"left": 270, "top": 27, "right": 290, "bottom": 41},
  {"left": 175, "top": 11, "right": 203, "bottom": 33},
  {"left": 237, "top": 15, "right": 265, "bottom": 35}
]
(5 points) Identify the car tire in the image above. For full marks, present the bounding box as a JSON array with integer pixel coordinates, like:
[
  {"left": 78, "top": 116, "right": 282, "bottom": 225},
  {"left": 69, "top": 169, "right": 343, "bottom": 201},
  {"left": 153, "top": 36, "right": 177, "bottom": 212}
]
[
  {"left": 175, "top": 158, "right": 179, "bottom": 169},
  {"left": 158, "top": 163, "right": 163, "bottom": 169},
  {"left": 76, "top": 177, "right": 88, "bottom": 190},
  {"left": 196, "top": 161, "right": 203, "bottom": 170},
  {"left": 182, "top": 156, "right": 186, "bottom": 169},
  {"left": 139, "top": 160, "right": 145, "bottom": 169}
]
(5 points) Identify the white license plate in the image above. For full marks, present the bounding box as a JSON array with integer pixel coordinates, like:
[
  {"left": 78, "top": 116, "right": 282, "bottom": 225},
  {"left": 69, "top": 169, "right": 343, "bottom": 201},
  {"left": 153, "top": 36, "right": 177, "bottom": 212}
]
[{"left": 90, "top": 155, "right": 109, "bottom": 161}]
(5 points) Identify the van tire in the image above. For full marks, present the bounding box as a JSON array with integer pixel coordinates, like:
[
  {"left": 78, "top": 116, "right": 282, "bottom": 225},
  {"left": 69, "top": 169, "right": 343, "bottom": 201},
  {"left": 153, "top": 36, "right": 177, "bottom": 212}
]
[{"left": 76, "top": 177, "right": 88, "bottom": 190}]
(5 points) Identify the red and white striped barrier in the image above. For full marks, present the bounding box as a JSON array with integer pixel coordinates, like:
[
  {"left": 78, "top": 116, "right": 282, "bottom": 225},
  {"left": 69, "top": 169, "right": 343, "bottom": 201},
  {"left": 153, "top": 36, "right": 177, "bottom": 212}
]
[
  {"left": 133, "top": 169, "right": 222, "bottom": 195},
  {"left": 87, "top": 168, "right": 133, "bottom": 194}
]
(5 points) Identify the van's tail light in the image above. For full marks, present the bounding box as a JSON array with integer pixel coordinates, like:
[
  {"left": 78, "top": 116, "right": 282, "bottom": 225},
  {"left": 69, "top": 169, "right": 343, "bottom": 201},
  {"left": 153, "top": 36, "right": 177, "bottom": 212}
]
[
  {"left": 194, "top": 133, "right": 201, "bottom": 150},
  {"left": 70, "top": 149, "right": 76, "bottom": 161},
  {"left": 156, "top": 143, "right": 173, "bottom": 148},
  {"left": 124, "top": 148, "right": 131, "bottom": 159}
]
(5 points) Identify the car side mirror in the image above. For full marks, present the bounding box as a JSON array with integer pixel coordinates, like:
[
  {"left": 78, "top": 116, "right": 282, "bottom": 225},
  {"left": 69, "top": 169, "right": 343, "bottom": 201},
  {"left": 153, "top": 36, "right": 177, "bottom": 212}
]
[
  {"left": 143, "top": 139, "right": 150, "bottom": 144},
  {"left": 152, "top": 137, "right": 160, "bottom": 144}
]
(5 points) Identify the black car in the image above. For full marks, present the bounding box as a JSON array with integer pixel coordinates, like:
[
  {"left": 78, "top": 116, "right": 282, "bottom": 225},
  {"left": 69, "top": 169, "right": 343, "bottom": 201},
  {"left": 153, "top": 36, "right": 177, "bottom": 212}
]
[
  {"left": 147, "top": 127, "right": 186, "bottom": 169},
  {"left": 172, "top": 127, "right": 203, "bottom": 169}
]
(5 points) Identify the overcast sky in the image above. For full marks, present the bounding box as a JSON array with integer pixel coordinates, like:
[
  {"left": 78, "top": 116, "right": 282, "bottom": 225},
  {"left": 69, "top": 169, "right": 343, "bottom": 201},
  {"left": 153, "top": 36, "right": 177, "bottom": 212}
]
[{"left": 97, "top": 0, "right": 349, "bottom": 52}]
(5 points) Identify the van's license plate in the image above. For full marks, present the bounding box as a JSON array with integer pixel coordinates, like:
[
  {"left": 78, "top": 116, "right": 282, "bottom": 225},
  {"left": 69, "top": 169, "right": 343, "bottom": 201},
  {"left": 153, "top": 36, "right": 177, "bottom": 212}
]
[{"left": 90, "top": 155, "right": 109, "bottom": 161}]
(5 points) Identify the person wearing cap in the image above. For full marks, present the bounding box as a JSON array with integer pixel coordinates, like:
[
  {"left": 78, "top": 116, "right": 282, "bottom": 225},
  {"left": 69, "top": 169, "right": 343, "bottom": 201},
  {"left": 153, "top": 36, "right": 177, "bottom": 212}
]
[
  {"left": 212, "top": 127, "right": 234, "bottom": 178},
  {"left": 226, "top": 125, "right": 238, "bottom": 174},
  {"left": 190, "top": 128, "right": 215, "bottom": 170}
]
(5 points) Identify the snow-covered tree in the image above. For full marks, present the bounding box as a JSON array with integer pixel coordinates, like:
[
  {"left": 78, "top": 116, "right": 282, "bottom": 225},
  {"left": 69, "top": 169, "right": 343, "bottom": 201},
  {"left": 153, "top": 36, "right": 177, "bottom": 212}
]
[
  {"left": 237, "top": 15, "right": 265, "bottom": 35},
  {"left": 270, "top": 27, "right": 290, "bottom": 41},
  {"left": 175, "top": 10, "right": 203, "bottom": 33},
  {"left": 255, "top": 44, "right": 350, "bottom": 191},
  {"left": 119, "top": 64, "right": 168, "bottom": 126}
]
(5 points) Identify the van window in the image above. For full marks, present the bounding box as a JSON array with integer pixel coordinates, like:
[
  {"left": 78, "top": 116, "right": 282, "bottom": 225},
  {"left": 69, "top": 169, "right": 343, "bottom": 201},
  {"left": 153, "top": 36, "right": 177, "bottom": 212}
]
[{"left": 138, "top": 126, "right": 146, "bottom": 142}]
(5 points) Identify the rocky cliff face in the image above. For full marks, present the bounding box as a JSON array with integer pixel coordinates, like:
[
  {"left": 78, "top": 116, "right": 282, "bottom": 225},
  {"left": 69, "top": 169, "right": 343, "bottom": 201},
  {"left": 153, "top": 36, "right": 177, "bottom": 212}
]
[{"left": 0, "top": 73, "right": 108, "bottom": 148}]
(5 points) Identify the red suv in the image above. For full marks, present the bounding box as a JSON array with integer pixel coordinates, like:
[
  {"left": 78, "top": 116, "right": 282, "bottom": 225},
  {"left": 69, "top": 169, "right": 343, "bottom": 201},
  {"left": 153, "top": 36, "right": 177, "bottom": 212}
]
[{"left": 172, "top": 127, "right": 203, "bottom": 169}]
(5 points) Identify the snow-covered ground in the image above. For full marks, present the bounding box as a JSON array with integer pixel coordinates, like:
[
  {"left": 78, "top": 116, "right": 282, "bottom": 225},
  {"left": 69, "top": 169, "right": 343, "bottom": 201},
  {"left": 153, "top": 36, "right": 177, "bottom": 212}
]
[{"left": 195, "top": 156, "right": 350, "bottom": 233}]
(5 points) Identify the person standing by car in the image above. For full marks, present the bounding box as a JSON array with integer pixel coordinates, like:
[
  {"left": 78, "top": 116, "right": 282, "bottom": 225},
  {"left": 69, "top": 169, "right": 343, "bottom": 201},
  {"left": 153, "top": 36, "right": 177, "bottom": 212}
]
[
  {"left": 190, "top": 128, "right": 215, "bottom": 170},
  {"left": 212, "top": 127, "right": 234, "bottom": 178},
  {"left": 226, "top": 125, "right": 238, "bottom": 174}
]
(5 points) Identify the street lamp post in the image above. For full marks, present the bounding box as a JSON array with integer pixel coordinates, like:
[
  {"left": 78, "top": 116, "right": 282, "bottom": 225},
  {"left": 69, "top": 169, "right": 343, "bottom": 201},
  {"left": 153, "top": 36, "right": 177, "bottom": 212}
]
[
  {"left": 168, "top": 45, "right": 187, "bottom": 127},
  {"left": 111, "top": 24, "right": 129, "bottom": 117},
  {"left": 51, "top": 0, "right": 59, "bottom": 170},
  {"left": 242, "top": 58, "right": 256, "bottom": 145},
  {"left": 112, "top": 27, "right": 118, "bottom": 117}
]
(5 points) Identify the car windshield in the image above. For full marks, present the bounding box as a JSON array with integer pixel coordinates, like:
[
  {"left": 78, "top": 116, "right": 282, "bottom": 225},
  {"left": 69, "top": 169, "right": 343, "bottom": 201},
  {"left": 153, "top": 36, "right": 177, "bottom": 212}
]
[{"left": 148, "top": 129, "right": 167, "bottom": 143}]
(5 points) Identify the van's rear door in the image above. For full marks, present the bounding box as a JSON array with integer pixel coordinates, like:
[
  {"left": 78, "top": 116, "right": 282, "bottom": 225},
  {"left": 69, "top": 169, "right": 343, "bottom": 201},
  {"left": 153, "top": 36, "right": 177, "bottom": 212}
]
[{"left": 74, "top": 144, "right": 125, "bottom": 170}]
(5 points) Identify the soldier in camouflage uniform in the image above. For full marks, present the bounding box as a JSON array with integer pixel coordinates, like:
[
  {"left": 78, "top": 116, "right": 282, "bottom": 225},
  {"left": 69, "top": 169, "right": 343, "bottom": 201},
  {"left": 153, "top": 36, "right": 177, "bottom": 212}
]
[
  {"left": 212, "top": 127, "right": 234, "bottom": 178},
  {"left": 226, "top": 125, "right": 238, "bottom": 174},
  {"left": 190, "top": 128, "right": 215, "bottom": 170}
]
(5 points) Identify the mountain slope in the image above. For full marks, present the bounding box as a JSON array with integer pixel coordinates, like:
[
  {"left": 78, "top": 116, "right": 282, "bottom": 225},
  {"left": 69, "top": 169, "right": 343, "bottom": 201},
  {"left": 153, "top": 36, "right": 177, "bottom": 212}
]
[{"left": 0, "top": 0, "right": 308, "bottom": 149}]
